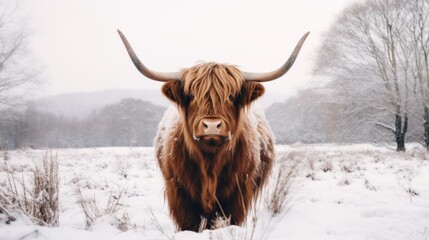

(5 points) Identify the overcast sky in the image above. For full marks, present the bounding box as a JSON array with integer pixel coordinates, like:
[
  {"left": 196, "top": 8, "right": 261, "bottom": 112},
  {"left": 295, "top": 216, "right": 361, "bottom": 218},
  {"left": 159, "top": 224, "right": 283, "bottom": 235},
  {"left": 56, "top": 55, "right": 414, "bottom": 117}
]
[{"left": 20, "top": 0, "right": 350, "bottom": 99}]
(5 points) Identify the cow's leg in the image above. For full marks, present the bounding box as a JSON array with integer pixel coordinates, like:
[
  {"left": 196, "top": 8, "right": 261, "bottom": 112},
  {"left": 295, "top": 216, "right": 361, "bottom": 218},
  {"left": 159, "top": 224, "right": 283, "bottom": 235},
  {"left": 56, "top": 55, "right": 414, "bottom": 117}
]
[
  {"left": 165, "top": 181, "right": 203, "bottom": 231},
  {"left": 210, "top": 182, "right": 252, "bottom": 228}
]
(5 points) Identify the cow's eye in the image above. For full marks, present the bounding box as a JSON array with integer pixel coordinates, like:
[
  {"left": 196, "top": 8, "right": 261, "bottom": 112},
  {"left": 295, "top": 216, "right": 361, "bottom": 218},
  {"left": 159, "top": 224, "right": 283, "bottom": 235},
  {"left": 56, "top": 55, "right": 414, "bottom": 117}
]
[
  {"left": 190, "top": 94, "right": 195, "bottom": 100},
  {"left": 227, "top": 95, "right": 233, "bottom": 101}
]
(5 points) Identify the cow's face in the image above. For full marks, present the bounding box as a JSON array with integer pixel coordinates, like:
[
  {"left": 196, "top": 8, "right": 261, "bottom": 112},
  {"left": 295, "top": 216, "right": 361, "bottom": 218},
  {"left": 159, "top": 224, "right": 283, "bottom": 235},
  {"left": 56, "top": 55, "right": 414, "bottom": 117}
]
[{"left": 161, "top": 63, "right": 264, "bottom": 151}]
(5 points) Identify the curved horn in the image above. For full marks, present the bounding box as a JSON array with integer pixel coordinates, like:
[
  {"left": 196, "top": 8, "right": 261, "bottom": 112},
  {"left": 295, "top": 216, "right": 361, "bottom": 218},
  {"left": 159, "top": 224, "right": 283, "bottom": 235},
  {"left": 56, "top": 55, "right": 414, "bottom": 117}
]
[
  {"left": 117, "top": 29, "right": 180, "bottom": 82},
  {"left": 242, "top": 32, "right": 310, "bottom": 82}
]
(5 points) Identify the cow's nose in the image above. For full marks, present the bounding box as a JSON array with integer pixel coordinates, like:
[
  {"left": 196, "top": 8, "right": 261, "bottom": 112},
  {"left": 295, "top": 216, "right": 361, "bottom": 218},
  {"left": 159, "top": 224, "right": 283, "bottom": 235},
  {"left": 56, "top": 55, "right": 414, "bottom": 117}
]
[
  {"left": 203, "top": 119, "right": 222, "bottom": 135},
  {"left": 203, "top": 120, "right": 222, "bottom": 134},
  {"left": 199, "top": 118, "right": 226, "bottom": 136}
]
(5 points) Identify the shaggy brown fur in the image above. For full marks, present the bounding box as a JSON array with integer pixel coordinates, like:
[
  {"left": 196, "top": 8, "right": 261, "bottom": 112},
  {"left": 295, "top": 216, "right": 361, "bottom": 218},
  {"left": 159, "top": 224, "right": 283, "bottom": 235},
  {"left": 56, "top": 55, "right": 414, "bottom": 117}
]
[{"left": 155, "top": 62, "right": 274, "bottom": 231}]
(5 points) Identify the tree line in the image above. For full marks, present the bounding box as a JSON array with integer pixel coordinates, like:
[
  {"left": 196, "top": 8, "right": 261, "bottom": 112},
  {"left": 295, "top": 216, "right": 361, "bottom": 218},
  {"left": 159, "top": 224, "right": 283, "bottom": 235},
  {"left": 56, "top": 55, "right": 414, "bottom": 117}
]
[{"left": 0, "top": 99, "right": 165, "bottom": 149}]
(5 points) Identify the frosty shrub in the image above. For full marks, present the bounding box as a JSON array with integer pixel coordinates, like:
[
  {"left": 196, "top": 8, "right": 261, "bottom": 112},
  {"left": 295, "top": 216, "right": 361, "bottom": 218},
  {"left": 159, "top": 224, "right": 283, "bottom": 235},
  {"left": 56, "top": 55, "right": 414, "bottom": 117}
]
[
  {"left": 305, "top": 157, "right": 316, "bottom": 180},
  {"left": 0, "top": 151, "right": 59, "bottom": 226},
  {"left": 211, "top": 214, "right": 231, "bottom": 230},
  {"left": 31, "top": 152, "right": 59, "bottom": 226},
  {"left": 396, "top": 165, "right": 420, "bottom": 202},
  {"left": 321, "top": 160, "right": 333, "bottom": 172},
  {"left": 75, "top": 186, "right": 131, "bottom": 231},
  {"left": 364, "top": 179, "right": 377, "bottom": 191},
  {"left": 264, "top": 157, "right": 298, "bottom": 216},
  {"left": 338, "top": 176, "right": 351, "bottom": 186},
  {"left": 341, "top": 162, "right": 354, "bottom": 173}
]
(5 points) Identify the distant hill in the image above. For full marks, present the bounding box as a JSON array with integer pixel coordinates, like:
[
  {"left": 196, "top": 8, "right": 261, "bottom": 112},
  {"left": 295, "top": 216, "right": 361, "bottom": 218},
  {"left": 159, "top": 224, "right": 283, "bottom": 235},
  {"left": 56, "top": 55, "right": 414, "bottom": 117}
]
[
  {"left": 80, "top": 98, "right": 166, "bottom": 147},
  {"left": 34, "top": 89, "right": 169, "bottom": 119}
]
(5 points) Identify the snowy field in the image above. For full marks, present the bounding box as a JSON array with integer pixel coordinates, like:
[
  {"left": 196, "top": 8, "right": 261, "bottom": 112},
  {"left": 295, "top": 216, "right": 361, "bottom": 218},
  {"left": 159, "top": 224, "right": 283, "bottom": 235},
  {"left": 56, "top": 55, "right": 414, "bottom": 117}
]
[{"left": 1, "top": 144, "right": 429, "bottom": 240}]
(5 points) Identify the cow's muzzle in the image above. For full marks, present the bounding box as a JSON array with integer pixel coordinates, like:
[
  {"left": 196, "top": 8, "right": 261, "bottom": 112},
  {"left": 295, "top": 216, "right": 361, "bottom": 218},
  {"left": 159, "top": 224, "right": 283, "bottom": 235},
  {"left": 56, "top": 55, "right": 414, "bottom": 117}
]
[{"left": 193, "top": 118, "right": 231, "bottom": 146}]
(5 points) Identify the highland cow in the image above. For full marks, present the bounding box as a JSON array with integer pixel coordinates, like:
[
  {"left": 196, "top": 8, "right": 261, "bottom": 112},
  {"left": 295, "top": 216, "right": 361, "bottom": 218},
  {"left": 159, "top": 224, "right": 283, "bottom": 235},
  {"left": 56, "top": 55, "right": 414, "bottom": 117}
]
[{"left": 118, "top": 30, "right": 309, "bottom": 231}]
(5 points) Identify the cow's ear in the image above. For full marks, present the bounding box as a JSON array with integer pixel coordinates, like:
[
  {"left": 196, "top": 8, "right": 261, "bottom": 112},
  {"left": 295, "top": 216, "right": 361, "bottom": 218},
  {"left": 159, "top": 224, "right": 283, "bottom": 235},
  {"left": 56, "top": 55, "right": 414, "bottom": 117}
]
[
  {"left": 239, "top": 82, "right": 265, "bottom": 105},
  {"left": 162, "top": 81, "right": 185, "bottom": 105}
]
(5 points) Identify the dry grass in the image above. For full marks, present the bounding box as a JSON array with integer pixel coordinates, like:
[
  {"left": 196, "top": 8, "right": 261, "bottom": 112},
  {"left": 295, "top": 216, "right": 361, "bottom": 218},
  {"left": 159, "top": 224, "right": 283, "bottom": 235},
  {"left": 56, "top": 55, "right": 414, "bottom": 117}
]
[
  {"left": 396, "top": 165, "right": 420, "bottom": 202},
  {"left": 211, "top": 214, "right": 231, "bottom": 230},
  {"left": 364, "top": 179, "right": 377, "bottom": 191},
  {"left": 0, "top": 151, "right": 59, "bottom": 226},
  {"left": 264, "top": 159, "right": 298, "bottom": 216},
  {"left": 74, "top": 185, "right": 131, "bottom": 231},
  {"left": 148, "top": 207, "right": 174, "bottom": 240}
]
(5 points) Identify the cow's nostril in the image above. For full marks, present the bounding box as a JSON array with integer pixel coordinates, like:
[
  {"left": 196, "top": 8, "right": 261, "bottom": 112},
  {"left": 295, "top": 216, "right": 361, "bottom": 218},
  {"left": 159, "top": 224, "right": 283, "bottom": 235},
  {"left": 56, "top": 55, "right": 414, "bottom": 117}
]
[
  {"left": 216, "top": 122, "right": 222, "bottom": 129},
  {"left": 203, "top": 123, "right": 208, "bottom": 129}
]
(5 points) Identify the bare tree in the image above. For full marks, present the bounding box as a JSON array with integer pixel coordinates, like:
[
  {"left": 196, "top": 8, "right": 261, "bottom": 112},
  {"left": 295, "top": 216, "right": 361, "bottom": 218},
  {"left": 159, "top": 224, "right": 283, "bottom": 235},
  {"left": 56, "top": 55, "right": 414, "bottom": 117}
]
[
  {"left": 407, "top": 0, "right": 429, "bottom": 149},
  {"left": 0, "top": 0, "right": 40, "bottom": 109},
  {"left": 314, "top": 0, "right": 413, "bottom": 151}
]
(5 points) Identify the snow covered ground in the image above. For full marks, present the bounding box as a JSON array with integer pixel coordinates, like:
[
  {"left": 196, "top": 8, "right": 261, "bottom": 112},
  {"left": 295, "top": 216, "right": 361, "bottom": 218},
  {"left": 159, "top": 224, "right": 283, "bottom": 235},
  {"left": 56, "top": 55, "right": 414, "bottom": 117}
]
[{"left": 1, "top": 144, "right": 429, "bottom": 240}]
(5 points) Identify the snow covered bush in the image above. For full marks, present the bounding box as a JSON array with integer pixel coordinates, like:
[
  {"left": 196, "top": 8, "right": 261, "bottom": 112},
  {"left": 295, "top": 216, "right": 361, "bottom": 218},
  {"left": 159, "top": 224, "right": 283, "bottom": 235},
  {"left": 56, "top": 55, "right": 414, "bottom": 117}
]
[
  {"left": 75, "top": 186, "right": 131, "bottom": 231},
  {"left": 0, "top": 151, "right": 59, "bottom": 226},
  {"left": 264, "top": 155, "right": 297, "bottom": 216},
  {"left": 396, "top": 164, "right": 420, "bottom": 202},
  {"left": 321, "top": 160, "right": 333, "bottom": 172}
]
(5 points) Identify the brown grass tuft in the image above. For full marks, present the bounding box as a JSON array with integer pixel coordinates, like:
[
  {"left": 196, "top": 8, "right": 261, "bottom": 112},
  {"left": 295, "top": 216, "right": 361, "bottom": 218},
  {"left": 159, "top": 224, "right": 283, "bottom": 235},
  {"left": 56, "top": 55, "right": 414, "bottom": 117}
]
[{"left": 0, "top": 151, "right": 59, "bottom": 226}]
